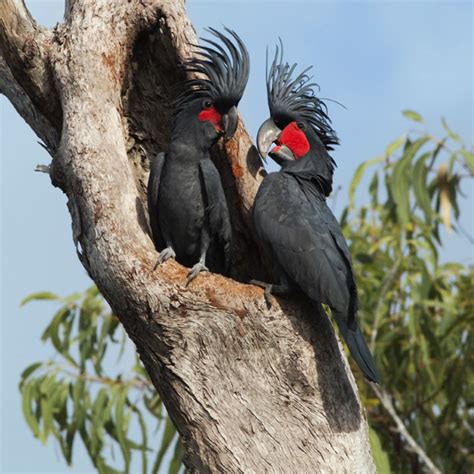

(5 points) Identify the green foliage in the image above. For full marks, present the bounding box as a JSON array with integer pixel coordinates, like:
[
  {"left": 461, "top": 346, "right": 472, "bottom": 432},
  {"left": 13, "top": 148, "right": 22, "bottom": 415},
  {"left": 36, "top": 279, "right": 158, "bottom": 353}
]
[
  {"left": 20, "top": 113, "right": 473, "bottom": 473},
  {"left": 19, "top": 287, "right": 182, "bottom": 473},
  {"left": 402, "top": 110, "right": 424, "bottom": 123},
  {"left": 343, "top": 114, "right": 473, "bottom": 473},
  {"left": 369, "top": 428, "right": 391, "bottom": 474}
]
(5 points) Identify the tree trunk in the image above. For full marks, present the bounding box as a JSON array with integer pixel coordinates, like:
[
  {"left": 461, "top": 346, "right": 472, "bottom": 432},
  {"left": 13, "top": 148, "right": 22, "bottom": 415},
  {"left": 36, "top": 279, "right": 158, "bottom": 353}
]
[{"left": 0, "top": 1, "right": 375, "bottom": 471}]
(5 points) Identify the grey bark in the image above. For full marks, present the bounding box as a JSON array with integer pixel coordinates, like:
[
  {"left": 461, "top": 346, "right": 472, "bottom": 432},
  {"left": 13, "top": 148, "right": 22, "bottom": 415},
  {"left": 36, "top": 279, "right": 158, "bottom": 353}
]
[{"left": 0, "top": 1, "right": 375, "bottom": 472}]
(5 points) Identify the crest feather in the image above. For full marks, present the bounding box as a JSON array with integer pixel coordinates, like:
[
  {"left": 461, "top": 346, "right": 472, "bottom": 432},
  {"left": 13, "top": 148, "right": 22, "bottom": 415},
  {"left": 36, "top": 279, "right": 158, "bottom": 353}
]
[
  {"left": 175, "top": 27, "right": 250, "bottom": 111},
  {"left": 266, "top": 40, "right": 339, "bottom": 150}
]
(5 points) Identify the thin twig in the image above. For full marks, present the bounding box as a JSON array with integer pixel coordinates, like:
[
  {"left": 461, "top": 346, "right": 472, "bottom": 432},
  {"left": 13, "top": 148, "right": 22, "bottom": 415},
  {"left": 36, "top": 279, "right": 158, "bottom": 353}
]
[
  {"left": 372, "top": 385, "right": 442, "bottom": 474},
  {"left": 35, "top": 164, "right": 50, "bottom": 174},
  {"left": 457, "top": 221, "right": 474, "bottom": 245},
  {"left": 58, "top": 365, "right": 152, "bottom": 391},
  {"left": 427, "top": 135, "right": 453, "bottom": 156}
]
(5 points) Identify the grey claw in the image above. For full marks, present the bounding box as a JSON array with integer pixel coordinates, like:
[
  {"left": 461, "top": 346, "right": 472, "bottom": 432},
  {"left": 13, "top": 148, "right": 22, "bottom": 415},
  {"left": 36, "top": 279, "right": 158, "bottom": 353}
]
[
  {"left": 250, "top": 280, "right": 274, "bottom": 308},
  {"left": 186, "top": 261, "right": 209, "bottom": 286},
  {"left": 153, "top": 247, "right": 176, "bottom": 271},
  {"left": 263, "top": 286, "right": 274, "bottom": 308}
]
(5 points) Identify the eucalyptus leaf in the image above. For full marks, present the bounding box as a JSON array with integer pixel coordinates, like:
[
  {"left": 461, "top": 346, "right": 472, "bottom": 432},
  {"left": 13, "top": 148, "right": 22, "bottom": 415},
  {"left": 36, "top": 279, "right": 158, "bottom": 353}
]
[
  {"left": 349, "top": 156, "right": 384, "bottom": 207},
  {"left": 441, "top": 117, "right": 461, "bottom": 142},
  {"left": 369, "top": 428, "right": 391, "bottom": 474},
  {"left": 402, "top": 109, "right": 423, "bottom": 122},
  {"left": 22, "top": 382, "right": 41, "bottom": 437},
  {"left": 115, "top": 388, "right": 131, "bottom": 472},
  {"left": 152, "top": 417, "right": 177, "bottom": 474},
  {"left": 20, "top": 292, "right": 60, "bottom": 306},
  {"left": 460, "top": 149, "right": 474, "bottom": 175},
  {"left": 413, "top": 152, "right": 433, "bottom": 222}
]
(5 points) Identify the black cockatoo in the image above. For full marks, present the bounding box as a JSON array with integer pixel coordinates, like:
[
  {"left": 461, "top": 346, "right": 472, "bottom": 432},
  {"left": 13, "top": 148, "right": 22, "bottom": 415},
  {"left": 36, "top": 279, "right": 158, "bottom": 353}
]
[
  {"left": 148, "top": 28, "right": 249, "bottom": 283},
  {"left": 253, "top": 44, "right": 380, "bottom": 383}
]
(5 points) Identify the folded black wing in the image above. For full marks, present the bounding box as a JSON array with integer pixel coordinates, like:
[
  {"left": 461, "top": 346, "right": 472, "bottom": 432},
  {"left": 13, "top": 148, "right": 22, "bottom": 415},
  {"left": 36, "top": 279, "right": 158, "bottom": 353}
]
[
  {"left": 199, "top": 159, "right": 232, "bottom": 274},
  {"left": 147, "top": 152, "right": 165, "bottom": 250},
  {"left": 253, "top": 172, "right": 355, "bottom": 314}
]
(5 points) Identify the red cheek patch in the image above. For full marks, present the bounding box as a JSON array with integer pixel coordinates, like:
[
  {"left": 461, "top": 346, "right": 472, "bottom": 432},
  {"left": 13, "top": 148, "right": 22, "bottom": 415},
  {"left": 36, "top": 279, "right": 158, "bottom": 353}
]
[
  {"left": 198, "top": 106, "right": 223, "bottom": 132},
  {"left": 278, "top": 122, "right": 310, "bottom": 158}
]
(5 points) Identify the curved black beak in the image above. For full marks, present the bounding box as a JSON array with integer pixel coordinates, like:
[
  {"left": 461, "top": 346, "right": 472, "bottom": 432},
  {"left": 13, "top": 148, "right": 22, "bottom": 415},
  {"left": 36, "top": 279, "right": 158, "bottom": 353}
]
[
  {"left": 257, "top": 118, "right": 281, "bottom": 163},
  {"left": 222, "top": 106, "right": 239, "bottom": 141}
]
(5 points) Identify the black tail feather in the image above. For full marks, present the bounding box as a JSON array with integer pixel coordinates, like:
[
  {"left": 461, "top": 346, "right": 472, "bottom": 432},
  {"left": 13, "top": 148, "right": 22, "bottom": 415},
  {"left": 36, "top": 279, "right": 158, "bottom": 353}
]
[{"left": 334, "top": 312, "right": 381, "bottom": 384}]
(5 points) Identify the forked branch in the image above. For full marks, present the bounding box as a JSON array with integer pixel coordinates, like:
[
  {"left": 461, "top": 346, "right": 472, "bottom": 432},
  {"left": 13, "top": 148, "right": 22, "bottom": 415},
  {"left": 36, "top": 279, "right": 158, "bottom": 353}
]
[{"left": 0, "top": 0, "right": 62, "bottom": 138}]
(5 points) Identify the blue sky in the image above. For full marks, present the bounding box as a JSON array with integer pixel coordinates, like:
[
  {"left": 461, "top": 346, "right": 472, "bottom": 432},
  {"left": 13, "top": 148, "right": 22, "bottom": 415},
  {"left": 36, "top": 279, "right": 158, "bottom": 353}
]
[{"left": 1, "top": 1, "right": 472, "bottom": 472}]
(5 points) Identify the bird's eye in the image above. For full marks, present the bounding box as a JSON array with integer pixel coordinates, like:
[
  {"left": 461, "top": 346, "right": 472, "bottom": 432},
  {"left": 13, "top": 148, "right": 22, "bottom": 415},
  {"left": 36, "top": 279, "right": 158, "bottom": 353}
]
[
  {"left": 297, "top": 122, "right": 305, "bottom": 130},
  {"left": 203, "top": 100, "right": 212, "bottom": 109}
]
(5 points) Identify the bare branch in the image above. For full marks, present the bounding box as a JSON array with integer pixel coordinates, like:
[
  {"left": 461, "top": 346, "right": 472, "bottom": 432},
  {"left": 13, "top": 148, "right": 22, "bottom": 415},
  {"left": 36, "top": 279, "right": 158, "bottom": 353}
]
[
  {"left": 35, "top": 164, "right": 50, "bottom": 173},
  {"left": 373, "top": 385, "right": 442, "bottom": 474},
  {"left": 0, "top": 54, "right": 59, "bottom": 151},
  {"left": 0, "top": 0, "right": 62, "bottom": 136}
]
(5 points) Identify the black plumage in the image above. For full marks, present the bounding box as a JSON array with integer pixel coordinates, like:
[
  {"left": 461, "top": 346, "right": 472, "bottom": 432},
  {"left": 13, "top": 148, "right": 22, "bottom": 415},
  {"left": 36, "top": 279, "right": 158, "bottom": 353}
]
[
  {"left": 147, "top": 27, "right": 249, "bottom": 283},
  {"left": 254, "top": 43, "right": 380, "bottom": 383}
]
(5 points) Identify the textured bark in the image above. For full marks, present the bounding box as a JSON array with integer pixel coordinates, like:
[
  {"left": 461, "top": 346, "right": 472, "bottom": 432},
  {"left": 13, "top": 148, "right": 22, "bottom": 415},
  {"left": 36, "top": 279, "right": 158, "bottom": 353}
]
[{"left": 1, "top": 1, "right": 375, "bottom": 472}]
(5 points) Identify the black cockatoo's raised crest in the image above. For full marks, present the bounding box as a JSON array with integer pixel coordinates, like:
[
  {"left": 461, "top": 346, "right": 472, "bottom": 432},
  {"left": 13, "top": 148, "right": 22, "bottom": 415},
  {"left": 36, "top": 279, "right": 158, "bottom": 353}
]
[
  {"left": 257, "top": 43, "right": 338, "bottom": 194},
  {"left": 253, "top": 42, "right": 380, "bottom": 383},
  {"left": 177, "top": 27, "right": 249, "bottom": 108},
  {"left": 147, "top": 27, "right": 249, "bottom": 284},
  {"left": 265, "top": 41, "right": 338, "bottom": 151},
  {"left": 174, "top": 27, "right": 249, "bottom": 138}
]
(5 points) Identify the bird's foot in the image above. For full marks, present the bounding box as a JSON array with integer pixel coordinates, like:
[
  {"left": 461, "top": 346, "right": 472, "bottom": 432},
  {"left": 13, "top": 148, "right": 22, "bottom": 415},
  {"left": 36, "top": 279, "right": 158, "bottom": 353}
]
[
  {"left": 250, "top": 280, "right": 274, "bottom": 308},
  {"left": 153, "top": 247, "right": 176, "bottom": 271},
  {"left": 186, "top": 260, "right": 209, "bottom": 286}
]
